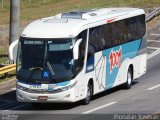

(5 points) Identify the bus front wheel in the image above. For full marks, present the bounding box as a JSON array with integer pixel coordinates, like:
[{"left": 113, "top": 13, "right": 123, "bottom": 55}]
[{"left": 82, "top": 83, "right": 92, "bottom": 105}]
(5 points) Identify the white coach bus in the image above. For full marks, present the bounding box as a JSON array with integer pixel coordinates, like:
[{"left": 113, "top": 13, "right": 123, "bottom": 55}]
[{"left": 15, "top": 8, "right": 147, "bottom": 105}]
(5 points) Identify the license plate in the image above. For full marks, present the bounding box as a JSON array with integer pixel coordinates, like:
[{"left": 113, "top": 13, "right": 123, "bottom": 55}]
[{"left": 38, "top": 96, "right": 48, "bottom": 101}]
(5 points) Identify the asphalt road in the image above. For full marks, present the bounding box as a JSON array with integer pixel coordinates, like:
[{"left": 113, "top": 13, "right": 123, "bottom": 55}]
[{"left": 0, "top": 25, "right": 160, "bottom": 120}]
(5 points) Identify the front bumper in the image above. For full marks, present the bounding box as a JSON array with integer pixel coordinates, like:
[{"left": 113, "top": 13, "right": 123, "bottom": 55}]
[{"left": 16, "top": 87, "right": 76, "bottom": 103}]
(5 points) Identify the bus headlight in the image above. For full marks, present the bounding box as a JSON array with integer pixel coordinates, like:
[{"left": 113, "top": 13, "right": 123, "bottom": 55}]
[
  {"left": 17, "top": 84, "right": 28, "bottom": 92},
  {"left": 60, "top": 81, "right": 77, "bottom": 92}
]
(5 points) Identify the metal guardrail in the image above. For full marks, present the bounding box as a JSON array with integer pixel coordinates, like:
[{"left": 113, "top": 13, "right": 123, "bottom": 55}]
[
  {"left": 0, "top": 64, "right": 16, "bottom": 76},
  {"left": 146, "top": 7, "right": 160, "bottom": 22}
]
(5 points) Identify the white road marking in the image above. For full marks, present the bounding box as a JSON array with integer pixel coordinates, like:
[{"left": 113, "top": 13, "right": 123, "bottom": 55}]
[
  {"left": 148, "top": 40, "right": 160, "bottom": 42},
  {"left": 147, "top": 84, "right": 160, "bottom": 91},
  {"left": 147, "top": 49, "right": 160, "bottom": 59},
  {"left": 150, "top": 33, "right": 160, "bottom": 36},
  {"left": 147, "top": 46, "right": 160, "bottom": 50},
  {"left": 10, "top": 104, "right": 27, "bottom": 110},
  {"left": 82, "top": 102, "right": 117, "bottom": 114},
  {"left": 3, "top": 110, "right": 9, "bottom": 112}
]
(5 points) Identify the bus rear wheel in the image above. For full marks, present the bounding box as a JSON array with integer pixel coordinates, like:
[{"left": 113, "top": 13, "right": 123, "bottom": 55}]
[
  {"left": 124, "top": 67, "right": 133, "bottom": 89},
  {"left": 82, "top": 83, "right": 92, "bottom": 105}
]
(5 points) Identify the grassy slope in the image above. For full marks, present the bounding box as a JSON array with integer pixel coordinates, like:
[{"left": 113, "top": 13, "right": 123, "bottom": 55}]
[
  {"left": 0, "top": 0, "right": 160, "bottom": 25},
  {"left": 0, "top": 46, "right": 8, "bottom": 64}
]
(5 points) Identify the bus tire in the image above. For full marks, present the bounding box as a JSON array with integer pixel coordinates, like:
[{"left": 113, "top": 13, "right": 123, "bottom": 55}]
[
  {"left": 82, "top": 83, "right": 92, "bottom": 105},
  {"left": 124, "top": 67, "right": 133, "bottom": 89}
]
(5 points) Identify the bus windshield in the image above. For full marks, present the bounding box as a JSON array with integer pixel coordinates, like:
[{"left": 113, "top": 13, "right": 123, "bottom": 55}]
[{"left": 17, "top": 37, "right": 75, "bottom": 84}]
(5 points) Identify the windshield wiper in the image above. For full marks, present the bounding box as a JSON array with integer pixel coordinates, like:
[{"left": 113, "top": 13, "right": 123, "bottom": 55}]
[
  {"left": 46, "top": 61, "right": 55, "bottom": 76},
  {"left": 43, "top": 41, "right": 55, "bottom": 80}
]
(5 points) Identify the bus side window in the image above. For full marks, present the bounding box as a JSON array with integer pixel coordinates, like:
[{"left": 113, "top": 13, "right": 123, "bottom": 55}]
[
  {"left": 87, "top": 27, "right": 97, "bottom": 60},
  {"left": 137, "top": 15, "right": 146, "bottom": 38},
  {"left": 105, "top": 24, "right": 110, "bottom": 48},
  {"left": 97, "top": 26, "right": 104, "bottom": 50},
  {"left": 137, "top": 16, "right": 142, "bottom": 38},
  {"left": 117, "top": 20, "right": 126, "bottom": 44},
  {"left": 77, "top": 30, "right": 87, "bottom": 68},
  {"left": 129, "top": 17, "right": 139, "bottom": 41}
]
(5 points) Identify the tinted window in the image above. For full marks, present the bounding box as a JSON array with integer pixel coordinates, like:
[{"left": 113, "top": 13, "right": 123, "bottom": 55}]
[
  {"left": 77, "top": 30, "right": 87, "bottom": 68},
  {"left": 88, "top": 14, "right": 146, "bottom": 53}
]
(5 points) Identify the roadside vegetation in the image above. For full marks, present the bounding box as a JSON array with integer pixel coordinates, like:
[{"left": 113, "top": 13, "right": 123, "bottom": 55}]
[
  {"left": 0, "top": 46, "right": 8, "bottom": 64},
  {"left": 147, "top": 15, "right": 160, "bottom": 29},
  {"left": 0, "top": 0, "right": 160, "bottom": 25}
]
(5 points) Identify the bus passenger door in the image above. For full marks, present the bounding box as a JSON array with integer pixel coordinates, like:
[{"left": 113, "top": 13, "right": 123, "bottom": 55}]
[{"left": 94, "top": 52, "right": 106, "bottom": 92}]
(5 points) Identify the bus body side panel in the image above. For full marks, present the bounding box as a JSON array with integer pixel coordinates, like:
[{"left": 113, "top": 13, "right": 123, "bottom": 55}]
[
  {"left": 84, "top": 38, "right": 146, "bottom": 95},
  {"left": 84, "top": 51, "right": 107, "bottom": 95},
  {"left": 133, "top": 35, "right": 147, "bottom": 79},
  {"left": 94, "top": 51, "right": 106, "bottom": 94},
  {"left": 102, "top": 39, "right": 142, "bottom": 89},
  {"left": 132, "top": 53, "right": 147, "bottom": 80}
]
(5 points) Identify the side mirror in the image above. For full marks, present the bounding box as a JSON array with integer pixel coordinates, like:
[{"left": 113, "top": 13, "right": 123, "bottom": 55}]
[
  {"left": 73, "top": 39, "right": 82, "bottom": 60},
  {"left": 9, "top": 40, "right": 19, "bottom": 63}
]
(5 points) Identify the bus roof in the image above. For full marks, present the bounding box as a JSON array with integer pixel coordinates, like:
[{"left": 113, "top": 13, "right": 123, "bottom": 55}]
[{"left": 21, "top": 8, "right": 145, "bottom": 39}]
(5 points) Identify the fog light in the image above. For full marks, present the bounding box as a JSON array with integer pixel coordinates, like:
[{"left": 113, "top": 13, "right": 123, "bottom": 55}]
[
  {"left": 65, "top": 94, "right": 70, "bottom": 98},
  {"left": 18, "top": 94, "right": 23, "bottom": 100}
]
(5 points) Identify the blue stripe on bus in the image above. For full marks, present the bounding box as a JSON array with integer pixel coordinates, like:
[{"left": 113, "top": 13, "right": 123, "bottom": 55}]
[
  {"left": 102, "top": 39, "right": 142, "bottom": 89},
  {"left": 56, "top": 81, "right": 70, "bottom": 86}
]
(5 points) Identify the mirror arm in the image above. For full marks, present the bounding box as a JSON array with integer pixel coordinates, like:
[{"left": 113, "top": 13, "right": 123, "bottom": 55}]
[
  {"left": 73, "top": 39, "right": 82, "bottom": 60},
  {"left": 9, "top": 39, "right": 19, "bottom": 61}
]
